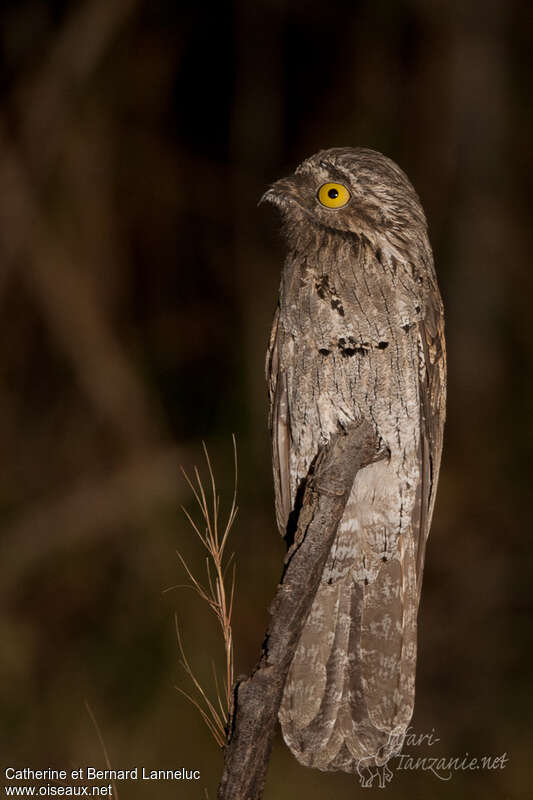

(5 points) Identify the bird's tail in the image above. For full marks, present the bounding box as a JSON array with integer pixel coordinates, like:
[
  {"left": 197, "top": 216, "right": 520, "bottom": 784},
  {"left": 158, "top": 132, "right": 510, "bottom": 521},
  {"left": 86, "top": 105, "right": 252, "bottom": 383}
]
[{"left": 279, "top": 535, "right": 418, "bottom": 772}]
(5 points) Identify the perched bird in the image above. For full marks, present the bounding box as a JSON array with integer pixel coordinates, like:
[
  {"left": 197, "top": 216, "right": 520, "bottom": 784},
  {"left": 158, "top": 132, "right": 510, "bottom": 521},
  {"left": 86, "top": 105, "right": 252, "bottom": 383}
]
[{"left": 263, "top": 147, "right": 446, "bottom": 774}]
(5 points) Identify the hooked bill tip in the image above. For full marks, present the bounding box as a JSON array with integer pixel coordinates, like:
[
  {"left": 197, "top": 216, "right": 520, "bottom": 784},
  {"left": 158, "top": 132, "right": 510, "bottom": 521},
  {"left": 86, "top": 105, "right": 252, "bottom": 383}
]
[
  {"left": 258, "top": 186, "right": 289, "bottom": 209},
  {"left": 258, "top": 188, "right": 275, "bottom": 207},
  {"left": 259, "top": 176, "right": 299, "bottom": 208}
]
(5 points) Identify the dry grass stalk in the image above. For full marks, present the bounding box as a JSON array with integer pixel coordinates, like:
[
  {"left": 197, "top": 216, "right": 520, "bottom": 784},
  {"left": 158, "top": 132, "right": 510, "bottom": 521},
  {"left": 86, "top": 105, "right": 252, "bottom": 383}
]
[
  {"left": 84, "top": 701, "right": 119, "bottom": 800},
  {"left": 174, "top": 437, "right": 238, "bottom": 747}
]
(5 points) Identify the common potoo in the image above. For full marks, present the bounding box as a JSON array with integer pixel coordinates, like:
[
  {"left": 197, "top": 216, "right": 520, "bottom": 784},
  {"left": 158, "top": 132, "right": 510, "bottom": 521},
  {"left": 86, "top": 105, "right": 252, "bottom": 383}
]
[{"left": 263, "top": 148, "right": 446, "bottom": 773}]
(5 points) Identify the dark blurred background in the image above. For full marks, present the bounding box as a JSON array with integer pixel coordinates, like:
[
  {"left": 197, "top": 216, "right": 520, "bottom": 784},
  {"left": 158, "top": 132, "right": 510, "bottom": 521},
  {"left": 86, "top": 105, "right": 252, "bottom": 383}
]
[{"left": 0, "top": 0, "right": 531, "bottom": 797}]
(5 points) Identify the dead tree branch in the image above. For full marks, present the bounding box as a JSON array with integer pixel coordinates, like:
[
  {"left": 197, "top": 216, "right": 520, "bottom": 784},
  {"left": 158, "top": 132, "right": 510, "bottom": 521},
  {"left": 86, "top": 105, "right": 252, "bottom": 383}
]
[{"left": 217, "top": 418, "right": 382, "bottom": 800}]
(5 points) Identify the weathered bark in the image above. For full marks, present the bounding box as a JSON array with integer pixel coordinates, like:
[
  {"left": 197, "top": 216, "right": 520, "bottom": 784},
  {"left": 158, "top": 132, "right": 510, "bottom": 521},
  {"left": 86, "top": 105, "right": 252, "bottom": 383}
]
[{"left": 217, "top": 418, "right": 382, "bottom": 800}]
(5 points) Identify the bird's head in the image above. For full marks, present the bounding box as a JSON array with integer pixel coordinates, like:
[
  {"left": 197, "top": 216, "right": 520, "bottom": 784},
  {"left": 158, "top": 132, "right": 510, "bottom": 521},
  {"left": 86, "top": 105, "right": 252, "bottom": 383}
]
[{"left": 261, "top": 147, "right": 428, "bottom": 254}]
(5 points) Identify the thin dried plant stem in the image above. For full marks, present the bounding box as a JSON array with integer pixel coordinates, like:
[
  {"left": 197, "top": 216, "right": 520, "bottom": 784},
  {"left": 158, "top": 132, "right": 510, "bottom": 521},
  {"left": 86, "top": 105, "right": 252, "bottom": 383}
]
[
  {"left": 84, "top": 701, "right": 119, "bottom": 800},
  {"left": 175, "top": 438, "right": 238, "bottom": 746},
  {"left": 174, "top": 617, "right": 226, "bottom": 746}
]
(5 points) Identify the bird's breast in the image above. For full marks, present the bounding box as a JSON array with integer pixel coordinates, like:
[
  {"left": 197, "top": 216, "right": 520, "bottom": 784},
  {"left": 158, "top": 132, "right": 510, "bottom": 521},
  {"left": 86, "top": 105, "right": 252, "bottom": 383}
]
[
  {"left": 278, "top": 239, "right": 423, "bottom": 494},
  {"left": 281, "top": 236, "right": 424, "bottom": 351}
]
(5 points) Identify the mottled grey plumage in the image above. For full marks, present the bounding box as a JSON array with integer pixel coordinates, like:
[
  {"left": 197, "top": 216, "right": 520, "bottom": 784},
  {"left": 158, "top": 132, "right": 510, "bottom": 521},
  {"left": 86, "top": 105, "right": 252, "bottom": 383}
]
[{"left": 263, "top": 147, "right": 446, "bottom": 773}]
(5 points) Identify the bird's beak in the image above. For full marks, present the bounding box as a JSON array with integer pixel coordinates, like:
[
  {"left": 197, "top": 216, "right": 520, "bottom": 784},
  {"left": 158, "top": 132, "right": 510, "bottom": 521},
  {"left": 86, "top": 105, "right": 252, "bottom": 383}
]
[{"left": 259, "top": 177, "right": 300, "bottom": 208}]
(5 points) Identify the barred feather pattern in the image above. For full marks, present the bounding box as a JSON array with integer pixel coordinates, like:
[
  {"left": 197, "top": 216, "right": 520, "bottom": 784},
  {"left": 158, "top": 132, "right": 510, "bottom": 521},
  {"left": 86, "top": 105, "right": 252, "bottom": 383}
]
[{"left": 265, "top": 148, "right": 446, "bottom": 772}]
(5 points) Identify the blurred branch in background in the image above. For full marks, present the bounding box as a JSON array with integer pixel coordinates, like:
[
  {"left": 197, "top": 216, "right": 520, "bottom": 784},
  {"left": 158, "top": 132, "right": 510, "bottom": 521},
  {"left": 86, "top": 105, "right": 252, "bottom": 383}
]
[
  {"left": 0, "top": 444, "right": 186, "bottom": 594},
  {"left": 12, "top": 0, "right": 142, "bottom": 178},
  {"left": 0, "top": 132, "right": 161, "bottom": 447},
  {"left": 0, "top": 0, "right": 159, "bottom": 449}
]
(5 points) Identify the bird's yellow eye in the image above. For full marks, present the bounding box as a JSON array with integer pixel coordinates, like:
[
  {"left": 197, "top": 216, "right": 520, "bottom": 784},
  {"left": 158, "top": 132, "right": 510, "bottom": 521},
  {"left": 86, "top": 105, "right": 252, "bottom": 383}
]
[{"left": 317, "top": 182, "right": 350, "bottom": 209}]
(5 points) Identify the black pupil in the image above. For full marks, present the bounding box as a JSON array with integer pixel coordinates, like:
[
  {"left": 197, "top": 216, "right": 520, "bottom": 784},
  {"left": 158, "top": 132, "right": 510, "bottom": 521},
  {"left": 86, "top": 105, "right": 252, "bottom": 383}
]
[{"left": 328, "top": 188, "right": 339, "bottom": 199}]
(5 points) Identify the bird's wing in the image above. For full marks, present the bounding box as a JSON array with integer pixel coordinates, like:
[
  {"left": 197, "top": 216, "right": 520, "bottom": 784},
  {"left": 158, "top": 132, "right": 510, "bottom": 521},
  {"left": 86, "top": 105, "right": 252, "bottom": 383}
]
[
  {"left": 416, "top": 291, "right": 446, "bottom": 598},
  {"left": 266, "top": 304, "right": 291, "bottom": 535}
]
